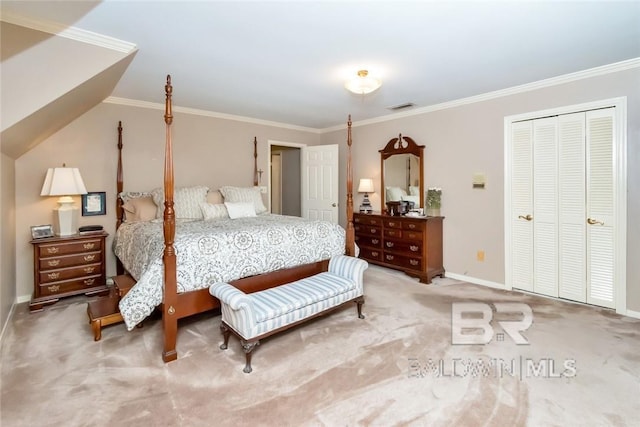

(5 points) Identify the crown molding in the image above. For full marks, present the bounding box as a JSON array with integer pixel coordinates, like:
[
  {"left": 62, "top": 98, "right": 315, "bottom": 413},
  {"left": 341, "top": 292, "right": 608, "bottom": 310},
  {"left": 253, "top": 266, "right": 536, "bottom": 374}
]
[
  {"left": 322, "top": 57, "right": 640, "bottom": 133},
  {"left": 103, "top": 97, "right": 322, "bottom": 134},
  {"left": 0, "top": 11, "right": 136, "bottom": 53}
]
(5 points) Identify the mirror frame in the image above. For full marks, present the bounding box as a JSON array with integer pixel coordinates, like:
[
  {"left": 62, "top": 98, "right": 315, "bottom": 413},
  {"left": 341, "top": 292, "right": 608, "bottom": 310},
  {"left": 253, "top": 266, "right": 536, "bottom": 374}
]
[{"left": 379, "top": 134, "right": 425, "bottom": 213}]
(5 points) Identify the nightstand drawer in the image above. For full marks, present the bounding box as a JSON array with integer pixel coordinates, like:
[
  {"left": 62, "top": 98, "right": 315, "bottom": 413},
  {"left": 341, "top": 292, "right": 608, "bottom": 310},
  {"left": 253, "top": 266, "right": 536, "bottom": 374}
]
[
  {"left": 38, "top": 251, "right": 102, "bottom": 270},
  {"left": 39, "top": 263, "right": 102, "bottom": 283},
  {"left": 38, "top": 275, "right": 104, "bottom": 297},
  {"left": 37, "top": 238, "right": 104, "bottom": 258}
]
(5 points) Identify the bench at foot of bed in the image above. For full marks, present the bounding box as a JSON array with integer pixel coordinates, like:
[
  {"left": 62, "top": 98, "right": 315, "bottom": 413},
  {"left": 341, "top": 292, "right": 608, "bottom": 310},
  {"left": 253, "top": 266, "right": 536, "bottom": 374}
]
[{"left": 209, "top": 255, "right": 368, "bottom": 373}]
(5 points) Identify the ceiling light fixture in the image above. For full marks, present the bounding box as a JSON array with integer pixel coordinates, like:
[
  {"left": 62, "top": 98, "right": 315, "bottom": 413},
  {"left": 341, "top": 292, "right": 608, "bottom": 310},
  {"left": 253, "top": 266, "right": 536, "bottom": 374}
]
[{"left": 345, "top": 70, "right": 381, "bottom": 95}]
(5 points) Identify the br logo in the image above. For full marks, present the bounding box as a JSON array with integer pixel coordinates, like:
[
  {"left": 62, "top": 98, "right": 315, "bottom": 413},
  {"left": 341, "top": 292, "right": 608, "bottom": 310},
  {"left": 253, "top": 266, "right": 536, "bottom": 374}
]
[{"left": 451, "top": 302, "right": 532, "bottom": 345}]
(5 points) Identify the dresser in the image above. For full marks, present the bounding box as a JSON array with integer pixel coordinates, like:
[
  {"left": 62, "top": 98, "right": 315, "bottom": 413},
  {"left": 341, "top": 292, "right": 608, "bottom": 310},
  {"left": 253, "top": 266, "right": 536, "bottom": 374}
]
[
  {"left": 354, "top": 212, "right": 444, "bottom": 283},
  {"left": 29, "top": 232, "right": 109, "bottom": 312}
]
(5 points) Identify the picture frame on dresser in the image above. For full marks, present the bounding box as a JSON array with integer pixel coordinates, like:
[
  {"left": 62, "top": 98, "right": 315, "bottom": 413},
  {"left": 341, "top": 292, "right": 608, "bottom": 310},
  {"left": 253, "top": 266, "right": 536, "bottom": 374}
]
[
  {"left": 30, "top": 224, "right": 54, "bottom": 239},
  {"left": 82, "top": 191, "right": 106, "bottom": 216}
]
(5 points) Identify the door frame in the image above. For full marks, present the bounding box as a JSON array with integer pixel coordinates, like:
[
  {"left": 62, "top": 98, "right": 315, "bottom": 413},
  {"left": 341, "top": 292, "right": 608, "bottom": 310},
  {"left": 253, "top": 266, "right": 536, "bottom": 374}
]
[
  {"left": 267, "top": 140, "right": 305, "bottom": 213},
  {"left": 504, "top": 96, "right": 627, "bottom": 314}
]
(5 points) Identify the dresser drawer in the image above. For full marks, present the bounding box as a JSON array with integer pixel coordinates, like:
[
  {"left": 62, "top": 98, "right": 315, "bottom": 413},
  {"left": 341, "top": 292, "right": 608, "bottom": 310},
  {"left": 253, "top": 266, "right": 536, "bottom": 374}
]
[
  {"left": 38, "top": 275, "right": 104, "bottom": 297},
  {"left": 359, "top": 247, "right": 382, "bottom": 262},
  {"left": 39, "top": 263, "right": 102, "bottom": 283},
  {"left": 354, "top": 215, "right": 382, "bottom": 226},
  {"left": 382, "top": 253, "right": 422, "bottom": 270},
  {"left": 383, "top": 218, "right": 403, "bottom": 229},
  {"left": 384, "top": 228, "right": 402, "bottom": 239},
  {"left": 354, "top": 224, "right": 382, "bottom": 237},
  {"left": 37, "top": 238, "right": 104, "bottom": 258},
  {"left": 355, "top": 234, "right": 382, "bottom": 248},
  {"left": 383, "top": 239, "right": 422, "bottom": 255},
  {"left": 38, "top": 251, "right": 102, "bottom": 270},
  {"left": 402, "top": 220, "right": 424, "bottom": 232}
]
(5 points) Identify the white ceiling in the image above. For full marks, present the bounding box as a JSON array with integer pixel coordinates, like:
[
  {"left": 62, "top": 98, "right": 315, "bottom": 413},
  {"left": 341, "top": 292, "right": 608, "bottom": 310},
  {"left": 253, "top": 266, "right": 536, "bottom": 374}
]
[{"left": 3, "top": 0, "right": 640, "bottom": 130}]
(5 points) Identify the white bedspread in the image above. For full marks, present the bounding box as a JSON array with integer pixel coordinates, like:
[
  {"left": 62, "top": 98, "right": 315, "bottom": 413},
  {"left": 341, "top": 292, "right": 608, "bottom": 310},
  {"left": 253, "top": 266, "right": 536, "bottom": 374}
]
[{"left": 115, "top": 215, "right": 345, "bottom": 329}]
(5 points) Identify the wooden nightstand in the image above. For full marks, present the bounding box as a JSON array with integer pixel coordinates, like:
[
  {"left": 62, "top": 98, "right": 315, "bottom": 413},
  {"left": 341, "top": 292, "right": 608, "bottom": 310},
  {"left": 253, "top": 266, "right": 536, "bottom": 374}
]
[{"left": 29, "top": 232, "right": 109, "bottom": 312}]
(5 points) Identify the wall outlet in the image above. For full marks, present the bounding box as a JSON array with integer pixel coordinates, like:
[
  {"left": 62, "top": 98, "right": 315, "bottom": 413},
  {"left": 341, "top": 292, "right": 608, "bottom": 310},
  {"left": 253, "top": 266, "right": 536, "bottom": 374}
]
[
  {"left": 477, "top": 250, "right": 485, "bottom": 262},
  {"left": 259, "top": 186, "right": 267, "bottom": 194}
]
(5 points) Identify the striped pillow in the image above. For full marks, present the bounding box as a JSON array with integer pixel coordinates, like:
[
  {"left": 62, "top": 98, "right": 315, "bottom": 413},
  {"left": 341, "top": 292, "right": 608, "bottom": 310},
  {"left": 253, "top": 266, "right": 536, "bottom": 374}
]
[
  {"left": 151, "top": 186, "right": 209, "bottom": 219},
  {"left": 219, "top": 186, "right": 267, "bottom": 214}
]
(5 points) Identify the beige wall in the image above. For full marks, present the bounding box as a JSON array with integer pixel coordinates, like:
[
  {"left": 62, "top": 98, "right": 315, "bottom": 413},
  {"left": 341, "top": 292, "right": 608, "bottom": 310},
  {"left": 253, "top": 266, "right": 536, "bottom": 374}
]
[
  {"left": 324, "top": 66, "right": 640, "bottom": 312},
  {"left": 14, "top": 102, "right": 322, "bottom": 301},
  {"left": 1, "top": 153, "right": 16, "bottom": 335}
]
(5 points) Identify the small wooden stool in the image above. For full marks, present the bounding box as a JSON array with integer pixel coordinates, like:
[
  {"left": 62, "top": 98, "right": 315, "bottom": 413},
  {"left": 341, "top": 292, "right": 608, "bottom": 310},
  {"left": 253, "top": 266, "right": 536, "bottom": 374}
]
[{"left": 87, "top": 274, "right": 136, "bottom": 341}]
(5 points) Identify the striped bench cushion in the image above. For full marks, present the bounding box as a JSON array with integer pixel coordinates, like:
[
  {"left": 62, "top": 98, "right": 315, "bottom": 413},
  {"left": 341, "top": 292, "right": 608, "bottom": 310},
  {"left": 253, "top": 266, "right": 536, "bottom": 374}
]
[{"left": 252, "top": 272, "right": 355, "bottom": 323}]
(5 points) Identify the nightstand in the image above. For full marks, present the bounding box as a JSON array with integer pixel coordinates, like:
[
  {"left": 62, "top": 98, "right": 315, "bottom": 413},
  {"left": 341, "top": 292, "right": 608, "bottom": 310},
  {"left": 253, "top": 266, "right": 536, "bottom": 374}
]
[{"left": 29, "top": 232, "right": 109, "bottom": 312}]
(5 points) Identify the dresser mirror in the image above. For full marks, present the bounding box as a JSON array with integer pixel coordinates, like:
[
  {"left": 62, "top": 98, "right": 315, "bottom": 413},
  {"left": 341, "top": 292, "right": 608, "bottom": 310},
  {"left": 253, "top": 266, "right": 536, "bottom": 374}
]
[{"left": 379, "top": 134, "right": 425, "bottom": 213}]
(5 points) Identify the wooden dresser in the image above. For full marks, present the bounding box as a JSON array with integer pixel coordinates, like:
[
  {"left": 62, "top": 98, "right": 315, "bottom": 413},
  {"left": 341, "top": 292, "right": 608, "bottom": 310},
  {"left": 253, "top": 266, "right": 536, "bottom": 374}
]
[
  {"left": 354, "top": 212, "right": 444, "bottom": 283},
  {"left": 30, "top": 232, "right": 109, "bottom": 312}
]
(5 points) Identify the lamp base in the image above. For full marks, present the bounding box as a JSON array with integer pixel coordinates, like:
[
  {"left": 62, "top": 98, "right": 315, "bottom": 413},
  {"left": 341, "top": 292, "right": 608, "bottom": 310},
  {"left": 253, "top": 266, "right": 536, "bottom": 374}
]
[{"left": 54, "top": 198, "right": 79, "bottom": 236}]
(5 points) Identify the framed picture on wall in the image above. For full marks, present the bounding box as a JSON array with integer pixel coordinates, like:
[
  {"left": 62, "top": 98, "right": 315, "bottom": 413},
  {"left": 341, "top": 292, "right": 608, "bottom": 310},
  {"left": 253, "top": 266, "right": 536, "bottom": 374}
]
[
  {"left": 82, "top": 192, "right": 106, "bottom": 216},
  {"left": 31, "top": 224, "right": 54, "bottom": 240}
]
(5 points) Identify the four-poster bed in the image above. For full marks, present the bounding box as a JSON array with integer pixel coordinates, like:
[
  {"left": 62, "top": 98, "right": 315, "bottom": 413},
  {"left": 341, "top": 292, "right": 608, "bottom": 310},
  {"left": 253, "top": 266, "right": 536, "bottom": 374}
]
[{"left": 114, "top": 75, "right": 356, "bottom": 362}]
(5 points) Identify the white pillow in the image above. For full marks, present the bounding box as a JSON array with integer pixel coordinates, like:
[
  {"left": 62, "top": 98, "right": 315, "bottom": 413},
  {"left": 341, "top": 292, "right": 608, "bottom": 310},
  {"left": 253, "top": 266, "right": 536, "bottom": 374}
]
[
  {"left": 409, "top": 185, "right": 420, "bottom": 196},
  {"left": 386, "top": 186, "right": 406, "bottom": 202},
  {"left": 151, "top": 186, "right": 209, "bottom": 220},
  {"left": 200, "top": 203, "right": 229, "bottom": 220},
  {"left": 401, "top": 195, "right": 420, "bottom": 205},
  {"left": 219, "top": 186, "right": 267, "bottom": 214},
  {"left": 224, "top": 201, "right": 257, "bottom": 219}
]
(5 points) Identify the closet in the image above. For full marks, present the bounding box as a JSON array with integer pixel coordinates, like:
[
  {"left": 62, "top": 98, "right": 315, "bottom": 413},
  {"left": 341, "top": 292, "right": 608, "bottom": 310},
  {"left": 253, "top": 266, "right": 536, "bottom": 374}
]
[{"left": 506, "top": 100, "right": 625, "bottom": 310}]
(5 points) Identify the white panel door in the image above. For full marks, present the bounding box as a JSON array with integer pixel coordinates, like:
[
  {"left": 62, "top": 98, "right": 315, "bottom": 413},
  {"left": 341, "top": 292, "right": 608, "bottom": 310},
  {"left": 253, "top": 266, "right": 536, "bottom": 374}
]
[
  {"left": 510, "top": 121, "right": 534, "bottom": 292},
  {"left": 301, "top": 144, "right": 339, "bottom": 223},
  {"left": 586, "top": 108, "right": 615, "bottom": 308},
  {"left": 558, "top": 112, "right": 586, "bottom": 302},
  {"left": 532, "top": 117, "right": 558, "bottom": 297}
]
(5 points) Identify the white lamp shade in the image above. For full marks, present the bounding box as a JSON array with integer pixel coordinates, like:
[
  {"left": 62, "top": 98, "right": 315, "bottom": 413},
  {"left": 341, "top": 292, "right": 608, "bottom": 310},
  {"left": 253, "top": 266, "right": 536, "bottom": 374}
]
[
  {"left": 40, "top": 167, "right": 87, "bottom": 196},
  {"left": 345, "top": 70, "right": 381, "bottom": 95},
  {"left": 358, "top": 178, "right": 375, "bottom": 193}
]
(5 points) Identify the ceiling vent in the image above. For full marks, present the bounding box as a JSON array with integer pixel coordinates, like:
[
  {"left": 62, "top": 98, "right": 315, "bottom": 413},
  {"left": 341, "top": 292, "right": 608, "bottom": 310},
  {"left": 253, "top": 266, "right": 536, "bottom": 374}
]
[{"left": 387, "top": 102, "right": 415, "bottom": 111}]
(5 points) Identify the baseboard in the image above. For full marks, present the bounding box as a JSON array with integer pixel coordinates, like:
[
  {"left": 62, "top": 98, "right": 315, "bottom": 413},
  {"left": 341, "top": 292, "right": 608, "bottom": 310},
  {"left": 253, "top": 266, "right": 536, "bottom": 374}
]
[
  {"left": 445, "top": 272, "right": 505, "bottom": 289},
  {"left": 624, "top": 309, "right": 640, "bottom": 319},
  {"left": 16, "top": 294, "right": 30, "bottom": 304},
  {"left": 0, "top": 302, "right": 17, "bottom": 345}
]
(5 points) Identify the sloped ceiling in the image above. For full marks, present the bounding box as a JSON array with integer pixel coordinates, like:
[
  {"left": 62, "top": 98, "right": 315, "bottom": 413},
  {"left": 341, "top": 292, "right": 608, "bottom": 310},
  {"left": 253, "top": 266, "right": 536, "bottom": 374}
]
[{"left": 0, "top": 17, "right": 137, "bottom": 159}]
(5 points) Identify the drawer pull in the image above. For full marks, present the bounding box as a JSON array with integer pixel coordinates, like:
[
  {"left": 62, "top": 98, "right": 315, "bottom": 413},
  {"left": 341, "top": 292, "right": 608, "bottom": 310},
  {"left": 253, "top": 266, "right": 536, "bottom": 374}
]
[
  {"left": 410, "top": 245, "right": 419, "bottom": 252},
  {"left": 388, "top": 231, "right": 397, "bottom": 236},
  {"left": 388, "top": 221, "right": 396, "bottom": 227},
  {"left": 83, "top": 243, "right": 96, "bottom": 250},
  {"left": 408, "top": 233, "right": 418, "bottom": 239},
  {"left": 354, "top": 218, "right": 361, "bottom": 223},
  {"left": 47, "top": 259, "right": 60, "bottom": 267},
  {"left": 84, "top": 255, "right": 96, "bottom": 262},
  {"left": 371, "top": 239, "right": 379, "bottom": 244},
  {"left": 46, "top": 247, "right": 59, "bottom": 254},
  {"left": 47, "top": 285, "right": 60, "bottom": 293},
  {"left": 386, "top": 254, "right": 395, "bottom": 261},
  {"left": 386, "top": 242, "right": 394, "bottom": 248},
  {"left": 84, "top": 278, "right": 95, "bottom": 286},
  {"left": 370, "top": 228, "right": 377, "bottom": 234},
  {"left": 409, "top": 224, "right": 416, "bottom": 229},
  {"left": 47, "top": 272, "right": 60, "bottom": 280},
  {"left": 369, "top": 220, "right": 377, "bottom": 225},
  {"left": 84, "top": 267, "right": 95, "bottom": 273},
  {"left": 371, "top": 251, "right": 379, "bottom": 257},
  {"left": 410, "top": 259, "right": 419, "bottom": 266}
]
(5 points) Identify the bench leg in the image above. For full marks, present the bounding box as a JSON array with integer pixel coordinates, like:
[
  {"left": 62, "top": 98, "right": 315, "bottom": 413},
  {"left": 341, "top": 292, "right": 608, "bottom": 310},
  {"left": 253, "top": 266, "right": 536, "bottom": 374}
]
[
  {"left": 91, "top": 319, "right": 102, "bottom": 341},
  {"left": 219, "top": 323, "right": 231, "bottom": 350},
  {"left": 241, "top": 340, "right": 260, "bottom": 374},
  {"left": 355, "top": 296, "right": 365, "bottom": 319}
]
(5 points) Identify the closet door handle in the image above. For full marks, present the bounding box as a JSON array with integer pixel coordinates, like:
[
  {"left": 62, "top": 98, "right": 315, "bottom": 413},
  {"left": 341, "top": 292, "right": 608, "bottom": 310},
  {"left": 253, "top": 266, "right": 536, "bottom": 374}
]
[
  {"left": 518, "top": 214, "right": 533, "bottom": 221},
  {"left": 587, "top": 218, "right": 604, "bottom": 226}
]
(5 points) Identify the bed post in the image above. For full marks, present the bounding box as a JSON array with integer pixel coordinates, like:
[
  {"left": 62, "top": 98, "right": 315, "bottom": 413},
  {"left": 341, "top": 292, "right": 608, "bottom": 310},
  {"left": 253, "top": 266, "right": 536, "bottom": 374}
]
[
  {"left": 116, "top": 121, "right": 125, "bottom": 275},
  {"left": 253, "top": 136, "right": 259, "bottom": 186},
  {"left": 162, "top": 75, "right": 179, "bottom": 363},
  {"left": 345, "top": 115, "right": 355, "bottom": 256}
]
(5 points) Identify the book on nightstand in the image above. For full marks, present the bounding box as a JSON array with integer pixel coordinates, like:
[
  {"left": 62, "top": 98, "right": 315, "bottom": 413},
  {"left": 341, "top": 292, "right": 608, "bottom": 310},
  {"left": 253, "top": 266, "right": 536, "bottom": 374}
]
[{"left": 78, "top": 225, "right": 104, "bottom": 235}]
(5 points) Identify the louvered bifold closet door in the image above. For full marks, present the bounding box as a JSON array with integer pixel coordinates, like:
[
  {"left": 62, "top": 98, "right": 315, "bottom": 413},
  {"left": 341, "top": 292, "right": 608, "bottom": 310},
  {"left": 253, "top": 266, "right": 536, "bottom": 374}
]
[
  {"left": 533, "top": 118, "right": 559, "bottom": 297},
  {"left": 510, "top": 121, "right": 534, "bottom": 292},
  {"left": 586, "top": 108, "right": 615, "bottom": 308},
  {"left": 558, "top": 113, "right": 587, "bottom": 302}
]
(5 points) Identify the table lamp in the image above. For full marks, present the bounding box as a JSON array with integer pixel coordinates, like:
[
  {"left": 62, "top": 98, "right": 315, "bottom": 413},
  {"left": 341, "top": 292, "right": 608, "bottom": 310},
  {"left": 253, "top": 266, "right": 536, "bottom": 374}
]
[
  {"left": 358, "top": 178, "right": 374, "bottom": 214},
  {"left": 40, "top": 166, "right": 87, "bottom": 236}
]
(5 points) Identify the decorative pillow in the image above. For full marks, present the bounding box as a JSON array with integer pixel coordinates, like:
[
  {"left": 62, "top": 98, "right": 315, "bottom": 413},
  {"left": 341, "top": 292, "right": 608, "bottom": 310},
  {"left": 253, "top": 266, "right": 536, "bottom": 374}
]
[
  {"left": 219, "top": 186, "right": 267, "bottom": 214},
  {"left": 224, "top": 201, "right": 257, "bottom": 219},
  {"left": 122, "top": 196, "right": 157, "bottom": 222},
  {"left": 206, "top": 190, "right": 223, "bottom": 205},
  {"left": 200, "top": 202, "right": 229, "bottom": 220},
  {"left": 386, "top": 186, "right": 407, "bottom": 202},
  {"left": 119, "top": 191, "right": 151, "bottom": 203},
  {"left": 151, "top": 186, "right": 209, "bottom": 220}
]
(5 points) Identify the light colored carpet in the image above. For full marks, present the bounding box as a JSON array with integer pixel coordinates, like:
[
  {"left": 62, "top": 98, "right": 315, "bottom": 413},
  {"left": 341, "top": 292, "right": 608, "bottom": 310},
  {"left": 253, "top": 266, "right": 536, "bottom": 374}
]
[{"left": 1, "top": 265, "right": 639, "bottom": 426}]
